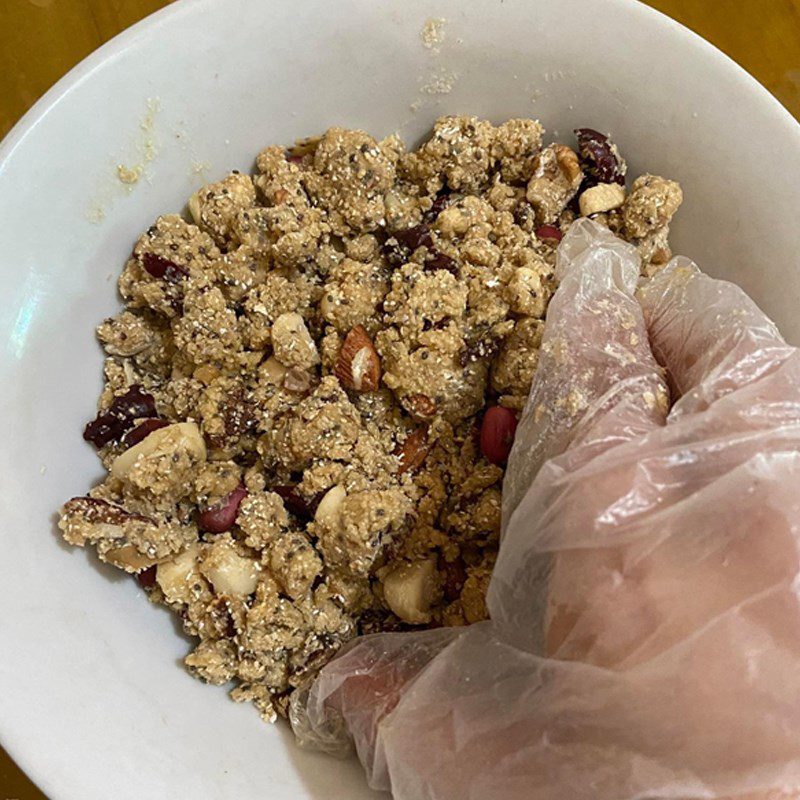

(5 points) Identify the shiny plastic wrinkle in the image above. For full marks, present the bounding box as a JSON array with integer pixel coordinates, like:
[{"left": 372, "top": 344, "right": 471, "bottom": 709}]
[{"left": 293, "top": 222, "right": 800, "bottom": 800}]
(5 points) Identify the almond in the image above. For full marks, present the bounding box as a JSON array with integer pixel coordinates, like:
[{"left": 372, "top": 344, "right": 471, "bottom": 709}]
[
  {"left": 335, "top": 325, "right": 381, "bottom": 392},
  {"left": 394, "top": 427, "right": 430, "bottom": 474},
  {"left": 402, "top": 392, "right": 437, "bottom": 420}
]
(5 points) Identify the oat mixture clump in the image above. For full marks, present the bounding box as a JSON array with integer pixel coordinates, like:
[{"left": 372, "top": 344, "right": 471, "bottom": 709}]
[{"left": 59, "top": 117, "right": 682, "bottom": 722}]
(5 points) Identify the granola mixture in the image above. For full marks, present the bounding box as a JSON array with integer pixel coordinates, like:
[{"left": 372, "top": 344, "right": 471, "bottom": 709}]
[{"left": 59, "top": 117, "right": 682, "bottom": 722}]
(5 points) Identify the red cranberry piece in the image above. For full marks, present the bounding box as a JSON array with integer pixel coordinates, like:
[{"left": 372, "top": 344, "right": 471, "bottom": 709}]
[
  {"left": 438, "top": 554, "right": 468, "bottom": 602},
  {"left": 480, "top": 406, "right": 518, "bottom": 465},
  {"left": 535, "top": 225, "right": 563, "bottom": 244},
  {"left": 122, "top": 418, "right": 169, "bottom": 448},
  {"left": 424, "top": 250, "right": 458, "bottom": 274},
  {"left": 272, "top": 485, "right": 314, "bottom": 519},
  {"left": 424, "top": 191, "right": 452, "bottom": 222},
  {"left": 574, "top": 128, "right": 625, "bottom": 187},
  {"left": 198, "top": 485, "right": 248, "bottom": 533},
  {"left": 142, "top": 252, "right": 189, "bottom": 283},
  {"left": 136, "top": 565, "right": 157, "bottom": 588},
  {"left": 83, "top": 385, "right": 158, "bottom": 448},
  {"left": 394, "top": 224, "right": 433, "bottom": 252}
]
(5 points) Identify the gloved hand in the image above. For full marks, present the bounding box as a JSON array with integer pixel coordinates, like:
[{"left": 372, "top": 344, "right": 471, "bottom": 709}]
[{"left": 291, "top": 220, "right": 800, "bottom": 800}]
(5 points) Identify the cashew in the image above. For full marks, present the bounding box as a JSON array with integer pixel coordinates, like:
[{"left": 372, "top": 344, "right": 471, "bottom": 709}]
[
  {"left": 271, "top": 312, "right": 320, "bottom": 369},
  {"left": 110, "top": 422, "right": 206, "bottom": 481},
  {"left": 200, "top": 538, "right": 260, "bottom": 597},
  {"left": 579, "top": 182, "right": 627, "bottom": 217},
  {"left": 382, "top": 558, "right": 440, "bottom": 625},
  {"left": 315, "top": 485, "right": 346, "bottom": 529},
  {"left": 156, "top": 544, "right": 201, "bottom": 603}
]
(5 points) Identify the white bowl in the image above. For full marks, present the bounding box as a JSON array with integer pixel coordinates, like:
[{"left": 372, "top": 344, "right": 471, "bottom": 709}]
[{"left": 2, "top": 0, "right": 799, "bottom": 797}]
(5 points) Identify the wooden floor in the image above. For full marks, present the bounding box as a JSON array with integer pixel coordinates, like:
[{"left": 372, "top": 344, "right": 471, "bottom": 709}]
[{"left": 1, "top": 0, "right": 799, "bottom": 797}]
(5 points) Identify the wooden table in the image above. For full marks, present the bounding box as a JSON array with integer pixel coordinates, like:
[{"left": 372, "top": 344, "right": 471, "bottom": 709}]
[{"left": 1, "top": 1, "right": 798, "bottom": 797}]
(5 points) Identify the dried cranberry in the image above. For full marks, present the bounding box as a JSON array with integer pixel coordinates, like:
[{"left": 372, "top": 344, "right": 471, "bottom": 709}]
[
  {"left": 480, "top": 406, "right": 518, "bottom": 465},
  {"left": 273, "top": 485, "right": 314, "bottom": 519},
  {"left": 394, "top": 224, "right": 433, "bottom": 252},
  {"left": 136, "top": 565, "right": 157, "bottom": 588},
  {"left": 198, "top": 485, "right": 248, "bottom": 533},
  {"left": 141, "top": 252, "right": 189, "bottom": 283},
  {"left": 384, "top": 224, "right": 433, "bottom": 266},
  {"left": 535, "top": 225, "right": 563, "bottom": 244},
  {"left": 438, "top": 554, "right": 467, "bottom": 602},
  {"left": 122, "top": 418, "right": 169, "bottom": 448},
  {"left": 424, "top": 251, "right": 458, "bottom": 274},
  {"left": 209, "top": 595, "right": 238, "bottom": 638},
  {"left": 424, "top": 191, "right": 452, "bottom": 222},
  {"left": 286, "top": 153, "right": 304, "bottom": 164},
  {"left": 83, "top": 385, "right": 158, "bottom": 448},
  {"left": 574, "top": 128, "right": 625, "bottom": 187}
]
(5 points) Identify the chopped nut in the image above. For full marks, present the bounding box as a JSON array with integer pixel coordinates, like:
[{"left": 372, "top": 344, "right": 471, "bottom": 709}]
[
  {"left": 157, "top": 544, "right": 201, "bottom": 603},
  {"left": 271, "top": 312, "right": 320, "bottom": 370},
  {"left": 188, "top": 191, "right": 203, "bottom": 227},
  {"left": 553, "top": 143, "right": 582, "bottom": 185},
  {"left": 526, "top": 144, "right": 584, "bottom": 224},
  {"left": 314, "top": 485, "right": 346, "bottom": 529},
  {"left": 59, "top": 114, "right": 682, "bottom": 725},
  {"left": 259, "top": 356, "right": 287, "bottom": 386},
  {"left": 200, "top": 537, "right": 261, "bottom": 597},
  {"left": 269, "top": 533, "right": 322, "bottom": 598},
  {"left": 381, "top": 558, "right": 440, "bottom": 625},
  {"left": 110, "top": 421, "right": 206, "bottom": 481},
  {"left": 282, "top": 367, "right": 314, "bottom": 395},
  {"left": 623, "top": 174, "right": 683, "bottom": 238},
  {"left": 402, "top": 393, "right": 437, "bottom": 420},
  {"left": 334, "top": 325, "right": 381, "bottom": 392},
  {"left": 104, "top": 544, "right": 158, "bottom": 572},
  {"left": 578, "top": 182, "right": 627, "bottom": 216},
  {"left": 394, "top": 427, "right": 430, "bottom": 474}
]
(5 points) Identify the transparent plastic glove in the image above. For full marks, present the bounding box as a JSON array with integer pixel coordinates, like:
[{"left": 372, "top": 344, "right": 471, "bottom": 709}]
[{"left": 291, "top": 220, "right": 800, "bottom": 800}]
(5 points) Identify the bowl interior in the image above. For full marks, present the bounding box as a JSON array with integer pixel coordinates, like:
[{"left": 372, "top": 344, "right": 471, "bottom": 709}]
[{"left": 1, "top": 0, "right": 799, "bottom": 798}]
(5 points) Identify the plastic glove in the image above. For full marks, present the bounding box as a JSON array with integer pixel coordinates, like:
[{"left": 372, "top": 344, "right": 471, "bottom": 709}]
[{"left": 291, "top": 220, "right": 800, "bottom": 800}]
